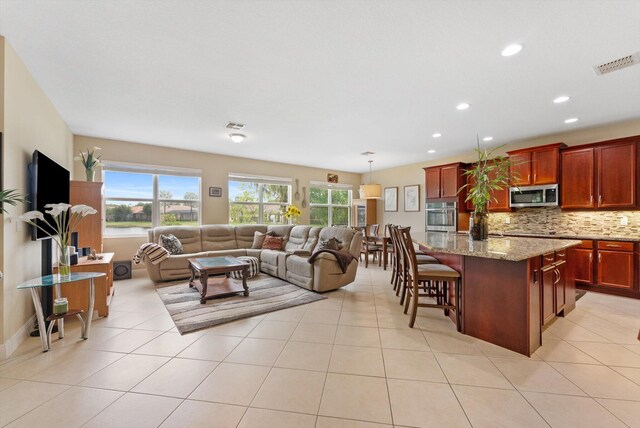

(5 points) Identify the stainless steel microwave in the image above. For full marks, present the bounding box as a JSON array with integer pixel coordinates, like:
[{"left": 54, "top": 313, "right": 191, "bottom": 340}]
[{"left": 510, "top": 184, "right": 559, "bottom": 208}]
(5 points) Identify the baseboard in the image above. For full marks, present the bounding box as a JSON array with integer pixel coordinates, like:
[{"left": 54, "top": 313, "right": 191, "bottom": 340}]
[{"left": 0, "top": 315, "right": 36, "bottom": 361}]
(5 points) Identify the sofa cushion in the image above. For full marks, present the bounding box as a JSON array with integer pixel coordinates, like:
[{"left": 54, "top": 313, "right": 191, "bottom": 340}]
[
  {"left": 161, "top": 251, "right": 209, "bottom": 271},
  {"left": 319, "top": 227, "right": 356, "bottom": 254},
  {"left": 159, "top": 234, "right": 183, "bottom": 255},
  {"left": 205, "top": 249, "right": 248, "bottom": 258},
  {"left": 303, "top": 227, "right": 322, "bottom": 252},
  {"left": 266, "top": 225, "right": 294, "bottom": 240},
  {"left": 284, "top": 226, "right": 311, "bottom": 251},
  {"left": 286, "top": 254, "right": 313, "bottom": 278},
  {"left": 262, "top": 235, "right": 285, "bottom": 250},
  {"left": 201, "top": 225, "right": 237, "bottom": 251},
  {"left": 236, "top": 225, "right": 268, "bottom": 249},
  {"left": 150, "top": 226, "right": 202, "bottom": 253},
  {"left": 251, "top": 230, "right": 275, "bottom": 249}
]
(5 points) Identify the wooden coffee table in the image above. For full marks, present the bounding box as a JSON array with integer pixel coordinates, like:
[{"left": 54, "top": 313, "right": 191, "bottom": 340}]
[{"left": 188, "top": 256, "right": 250, "bottom": 304}]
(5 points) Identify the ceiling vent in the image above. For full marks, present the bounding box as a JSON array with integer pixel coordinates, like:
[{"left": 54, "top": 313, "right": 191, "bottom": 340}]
[
  {"left": 593, "top": 52, "right": 640, "bottom": 76},
  {"left": 360, "top": 151, "right": 375, "bottom": 156},
  {"left": 226, "top": 122, "right": 245, "bottom": 130}
]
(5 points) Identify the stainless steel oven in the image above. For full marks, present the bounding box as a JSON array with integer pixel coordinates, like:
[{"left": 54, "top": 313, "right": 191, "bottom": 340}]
[{"left": 426, "top": 202, "right": 457, "bottom": 232}]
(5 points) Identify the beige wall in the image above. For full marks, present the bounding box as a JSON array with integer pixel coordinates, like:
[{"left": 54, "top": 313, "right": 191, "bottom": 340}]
[
  {"left": 375, "top": 118, "right": 640, "bottom": 231},
  {"left": 74, "top": 136, "right": 363, "bottom": 266},
  {"left": 1, "top": 38, "right": 73, "bottom": 351}
]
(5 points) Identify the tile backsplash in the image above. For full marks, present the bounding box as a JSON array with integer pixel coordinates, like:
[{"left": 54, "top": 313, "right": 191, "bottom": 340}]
[{"left": 489, "top": 207, "right": 640, "bottom": 239}]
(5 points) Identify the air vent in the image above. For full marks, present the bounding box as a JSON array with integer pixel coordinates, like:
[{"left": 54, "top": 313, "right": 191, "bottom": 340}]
[
  {"left": 593, "top": 52, "right": 640, "bottom": 75},
  {"left": 360, "top": 151, "right": 375, "bottom": 156},
  {"left": 226, "top": 122, "right": 245, "bottom": 130}
]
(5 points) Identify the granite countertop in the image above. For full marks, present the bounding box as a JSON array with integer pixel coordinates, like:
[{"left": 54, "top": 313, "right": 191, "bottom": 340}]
[
  {"left": 493, "top": 231, "right": 640, "bottom": 242},
  {"left": 415, "top": 232, "right": 582, "bottom": 262}
]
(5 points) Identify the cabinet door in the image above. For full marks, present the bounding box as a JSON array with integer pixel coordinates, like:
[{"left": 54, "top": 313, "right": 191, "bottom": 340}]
[
  {"left": 597, "top": 142, "right": 636, "bottom": 208},
  {"left": 510, "top": 152, "right": 532, "bottom": 186},
  {"left": 532, "top": 148, "right": 558, "bottom": 184},
  {"left": 569, "top": 248, "right": 594, "bottom": 283},
  {"left": 487, "top": 169, "right": 511, "bottom": 212},
  {"left": 440, "top": 165, "right": 460, "bottom": 198},
  {"left": 555, "top": 260, "right": 566, "bottom": 314},
  {"left": 425, "top": 168, "right": 441, "bottom": 199},
  {"left": 561, "top": 148, "right": 595, "bottom": 208},
  {"left": 597, "top": 250, "right": 634, "bottom": 288},
  {"left": 541, "top": 265, "right": 556, "bottom": 325}
]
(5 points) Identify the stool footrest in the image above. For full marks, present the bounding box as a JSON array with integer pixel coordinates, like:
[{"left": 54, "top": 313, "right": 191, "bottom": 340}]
[{"left": 46, "top": 309, "right": 84, "bottom": 322}]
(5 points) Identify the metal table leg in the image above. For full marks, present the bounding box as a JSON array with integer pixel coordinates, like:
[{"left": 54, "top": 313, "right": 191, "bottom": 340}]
[
  {"left": 83, "top": 277, "right": 95, "bottom": 339},
  {"left": 29, "top": 288, "right": 49, "bottom": 352}
]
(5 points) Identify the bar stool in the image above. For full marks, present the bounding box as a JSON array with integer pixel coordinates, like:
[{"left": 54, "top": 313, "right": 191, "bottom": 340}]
[{"left": 397, "top": 226, "right": 462, "bottom": 330}]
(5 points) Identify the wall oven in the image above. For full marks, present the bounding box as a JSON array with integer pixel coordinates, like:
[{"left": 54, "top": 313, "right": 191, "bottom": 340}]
[
  {"left": 510, "top": 184, "right": 559, "bottom": 208},
  {"left": 426, "top": 202, "right": 457, "bottom": 232}
]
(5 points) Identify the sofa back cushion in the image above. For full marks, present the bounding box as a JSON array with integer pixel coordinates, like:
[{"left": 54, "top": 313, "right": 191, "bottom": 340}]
[
  {"left": 319, "top": 227, "right": 356, "bottom": 254},
  {"left": 149, "top": 226, "right": 202, "bottom": 253},
  {"left": 285, "top": 226, "right": 311, "bottom": 251},
  {"left": 266, "top": 225, "right": 294, "bottom": 241},
  {"left": 201, "top": 225, "right": 237, "bottom": 251},
  {"left": 303, "top": 227, "right": 322, "bottom": 252},
  {"left": 235, "top": 225, "right": 268, "bottom": 249}
]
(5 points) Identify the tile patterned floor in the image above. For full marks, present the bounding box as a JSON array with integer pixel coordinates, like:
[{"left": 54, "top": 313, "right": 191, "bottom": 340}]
[{"left": 1, "top": 265, "right": 640, "bottom": 427}]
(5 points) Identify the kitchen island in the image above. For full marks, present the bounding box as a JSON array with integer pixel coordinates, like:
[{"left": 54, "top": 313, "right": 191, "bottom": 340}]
[{"left": 415, "top": 232, "right": 582, "bottom": 356}]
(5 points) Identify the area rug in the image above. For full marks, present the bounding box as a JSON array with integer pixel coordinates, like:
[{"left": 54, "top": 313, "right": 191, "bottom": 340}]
[{"left": 156, "top": 274, "right": 326, "bottom": 334}]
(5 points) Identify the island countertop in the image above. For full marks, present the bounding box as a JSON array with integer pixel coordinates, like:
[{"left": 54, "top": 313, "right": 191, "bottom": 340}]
[{"left": 414, "top": 232, "right": 582, "bottom": 262}]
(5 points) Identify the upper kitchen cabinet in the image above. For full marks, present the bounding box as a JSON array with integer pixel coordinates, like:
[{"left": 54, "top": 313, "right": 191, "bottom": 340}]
[
  {"left": 424, "top": 162, "right": 466, "bottom": 204},
  {"left": 561, "top": 138, "right": 637, "bottom": 209},
  {"left": 507, "top": 143, "right": 565, "bottom": 186},
  {"left": 465, "top": 163, "right": 510, "bottom": 212}
]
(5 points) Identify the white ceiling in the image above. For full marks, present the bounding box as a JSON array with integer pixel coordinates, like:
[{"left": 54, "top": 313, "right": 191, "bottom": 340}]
[{"left": 1, "top": 0, "right": 639, "bottom": 173}]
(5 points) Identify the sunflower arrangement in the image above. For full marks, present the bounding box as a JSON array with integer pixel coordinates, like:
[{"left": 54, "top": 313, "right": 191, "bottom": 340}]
[{"left": 284, "top": 204, "right": 302, "bottom": 223}]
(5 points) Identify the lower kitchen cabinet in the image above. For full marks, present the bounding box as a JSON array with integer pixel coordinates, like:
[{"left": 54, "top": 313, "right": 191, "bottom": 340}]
[
  {"left": 597, "top": 250, "right": 634, "bottom": 289},
  {"left": 541, "top": 263, "right": 556, "bottom": 325}
]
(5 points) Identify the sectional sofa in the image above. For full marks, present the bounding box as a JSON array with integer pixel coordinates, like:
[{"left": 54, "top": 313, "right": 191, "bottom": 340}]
[{"left": 143, "top": 224, "right": 363, "bottom": 292}]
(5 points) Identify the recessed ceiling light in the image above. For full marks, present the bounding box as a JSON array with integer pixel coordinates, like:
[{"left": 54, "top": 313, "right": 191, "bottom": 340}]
[
  {"left": 483, "top": 136, "right": 494, "bottom": 142},
  {"left": 564, "top": 118, "right": 579, "bottom": 124},
  {"left": 501, "top": 44, "right": 523, "bottom": 57},
  {"left": 456, "top": 103, "right": 470, "bottom": 110},
  {"left": 427, "top": 149, "right": 436, "bottom": 154},
  {"left": 229, "top": 133, "right": 246, "bottom": 143},
  {"left": 553, "top": 95, "right": 570, "bottom": 104},
  {"left": 432, "top": 133, "right": 442, "bottom": 138}
]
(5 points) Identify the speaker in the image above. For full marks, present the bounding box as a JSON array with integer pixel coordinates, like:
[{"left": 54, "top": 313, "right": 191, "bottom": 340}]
[{"left": 113, "top": 260, "right": 132, "bottom": 280}]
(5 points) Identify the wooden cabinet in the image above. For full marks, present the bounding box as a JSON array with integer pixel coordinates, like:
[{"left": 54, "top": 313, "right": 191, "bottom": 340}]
[
  {"left": 541, "top": 251, "right": 569, "bottom": 325},
  {"left": 569, "top": 245, "right": 594, "bottom": 284},
  {"left": 352, "top": 199, "right": 377, "bottom": 227},
  {"left": 424, "top": 163, "right": 466, "bottom": 204},
  {"left": 70, "top": 181, "right": 104, "bottom": 252},
  {"left": 508, "top": 143, "right": 564, "bottom": 186},
  {"left": 597, "top": 241, "right": 634, "bottom": 289},
  {"left": 555, "top": 259, "right": 567, "bottom": 314},
  {"left": 487, "top": 168, "right": 511, "bottom": 212},
  {"left": 561, "top": 140, "right": 637, "bottom": 209},
  {"left": 541, "top": 263, "right": 556, "bottom": 325}
]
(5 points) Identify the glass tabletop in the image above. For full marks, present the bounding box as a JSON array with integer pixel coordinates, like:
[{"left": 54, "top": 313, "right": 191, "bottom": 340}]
[
  {"left": 17, "top": 272, "right": 106, "bottom": 289},
  {"left": 191, "top": 256, "right": 242, "bottom": 269}
]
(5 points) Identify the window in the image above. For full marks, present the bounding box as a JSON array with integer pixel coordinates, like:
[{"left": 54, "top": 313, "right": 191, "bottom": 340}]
[
  {"left": 309, "top": 183, "right": 352, "bottom": 227},
  {"left": 103, "top": 163, "right": 201, "bottom": 236},
  {"left": 229, "top": 174, "right": 291, "bottom": 225}
]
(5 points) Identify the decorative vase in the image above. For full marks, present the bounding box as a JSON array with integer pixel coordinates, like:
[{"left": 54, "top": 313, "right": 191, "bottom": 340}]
[
  {"left": 470, "top": 211, "right": 489, "bottom": 241},
  {"left": 58, "top": 245, "right": 72, "bottom": 278},
  {"left": 85, "top": 169, "right": 95, "bottom": 182}
]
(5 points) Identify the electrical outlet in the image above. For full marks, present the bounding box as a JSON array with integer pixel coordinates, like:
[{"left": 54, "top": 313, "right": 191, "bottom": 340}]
[
  {"left": 620, "top": 216, "right": 629, "bottom": 226},
  {"left": 505, "top": 217, "right": 511, "bottom": 224}
]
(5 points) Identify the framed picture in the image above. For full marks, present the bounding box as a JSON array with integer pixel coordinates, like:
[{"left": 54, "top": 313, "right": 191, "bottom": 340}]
[
  {"left": 209, "top": 186, "right": 222, "bottom": 197},
  {"left": 327, "top": 173, "right": 338, "bottom": 183},
  {"left": 404, "top": 184, "right": 420, "bottom": 212},
  {"left": 384, "top": 187, "right": 398, "bottom": 212}
]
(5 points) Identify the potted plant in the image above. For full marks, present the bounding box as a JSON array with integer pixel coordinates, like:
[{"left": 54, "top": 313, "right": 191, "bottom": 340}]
[
  {"left": 76, "top": 146, "right": 101, "bottom": 182},
  {"left": 460, "top": 138, "right": 512, "bottom": 240},
  {"left": 0, "top": 189, "right": 26, "bottom": 214}
]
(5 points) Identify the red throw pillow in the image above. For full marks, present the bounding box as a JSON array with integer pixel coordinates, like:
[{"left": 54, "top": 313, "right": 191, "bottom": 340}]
[{"left": 262, "top": 235, "right": 284, "bottom": 250}]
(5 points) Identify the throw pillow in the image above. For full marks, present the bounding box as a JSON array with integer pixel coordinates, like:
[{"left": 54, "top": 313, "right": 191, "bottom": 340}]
[
  {"left": 251, "top": 231, "right": 276, "bottom": 249},
  {"left": 262, "top": 235, "right": 285, "bottom": 250},
  {"left": 159, "top": 234, "right": 183, "bottom": 255},
  {"left": 314, "top": 237, "right": 340, "bottom": 253}
]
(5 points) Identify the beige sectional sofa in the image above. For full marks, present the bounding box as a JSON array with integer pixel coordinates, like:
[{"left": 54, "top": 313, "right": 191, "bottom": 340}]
[{"left": 144, "top": 224, "right": 363, "bottom": 292}]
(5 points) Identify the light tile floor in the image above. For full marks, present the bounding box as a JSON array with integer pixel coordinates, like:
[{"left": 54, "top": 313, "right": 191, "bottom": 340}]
[{"left": 1, "top": 265, "right": 640, "bottom": 427}]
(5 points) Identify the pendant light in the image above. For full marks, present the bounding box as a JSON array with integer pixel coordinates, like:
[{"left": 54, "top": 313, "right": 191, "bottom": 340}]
[{"left": 359, "top": 160, "right": 381, "bottom": 199}]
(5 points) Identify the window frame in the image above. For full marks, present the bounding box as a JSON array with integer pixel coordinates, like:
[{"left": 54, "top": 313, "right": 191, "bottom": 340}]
[
  {"left": 309, "top": 183, "right": 352, "bottom": 227},
  {"left": 228, "top": 174, "right": 292, "bottom": 225},
  {"left": 102, "top": 162, "right": 202, "bottom": 238}
]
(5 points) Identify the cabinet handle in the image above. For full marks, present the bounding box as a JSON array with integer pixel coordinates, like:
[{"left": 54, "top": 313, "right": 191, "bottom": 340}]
[
  {"left": 590, "top": 195, "right": 593, "bottom": 204},
  {"left": 605, "top": 244, "right": 621, "bottom": 248},
  {"left": 599, "top": 194, "right": 602, "bottom": 205},
  {"left": 598, "top": 253, "right": 602, "bottom": 263},
  {"left": 557, "top": 252, "right": 565, "bottom": 257},
  {"left": 554, "top": 268, "right": 561, "bottom": 285},
  {"left": 533, "top": 173, "right": 537, "bottom": 182},
  {"left": 589, "top": 253, "right": 593, "bottom": 262},
  {"left": 527, "top": 174, "right": 531, "bottom": 182},
  {"left": 544, "top": 256, "right": 554, "bottom": 262}
]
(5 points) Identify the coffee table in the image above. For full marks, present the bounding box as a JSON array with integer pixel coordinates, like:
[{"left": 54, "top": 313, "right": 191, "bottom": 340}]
[{"left": 188, "top": 256, "right": 250, "bottom": 304}]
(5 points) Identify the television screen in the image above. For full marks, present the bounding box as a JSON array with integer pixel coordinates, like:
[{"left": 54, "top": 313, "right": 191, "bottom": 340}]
[{"left": 29, "top": 150, "right": 70, "bottom": 240}]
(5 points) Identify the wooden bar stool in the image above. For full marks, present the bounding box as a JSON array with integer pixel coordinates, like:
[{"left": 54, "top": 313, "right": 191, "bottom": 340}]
[{"left": 397, "top": 226, "right": 462, "bottom": 330}]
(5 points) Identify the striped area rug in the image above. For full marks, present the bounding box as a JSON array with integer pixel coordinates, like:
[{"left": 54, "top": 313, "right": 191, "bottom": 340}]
[{"left": 156, "top": 274, "right": 326, "bottom": 334}]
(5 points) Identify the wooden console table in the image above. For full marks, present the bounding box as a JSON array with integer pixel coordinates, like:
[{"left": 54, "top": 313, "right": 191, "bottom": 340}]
[{"left": 54, "top": 252, "right": 114, "bottom": 317}]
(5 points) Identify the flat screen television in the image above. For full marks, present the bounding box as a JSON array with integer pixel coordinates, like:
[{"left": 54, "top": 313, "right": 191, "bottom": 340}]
[{"left": 29, "top": 150, "right": 70, "bottom": 240}]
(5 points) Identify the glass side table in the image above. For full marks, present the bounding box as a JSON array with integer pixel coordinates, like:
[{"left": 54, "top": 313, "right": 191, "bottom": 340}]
[{"left": 17, "top": 272, "right": 106, "bottom": 352}]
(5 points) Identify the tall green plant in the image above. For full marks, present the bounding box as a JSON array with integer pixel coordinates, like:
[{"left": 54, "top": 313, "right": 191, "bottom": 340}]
[
  {"left": 459, "top": 138, "right": 513, "bottom": 214},
  {"left": 0, "top": 189, "right": 27, "bottom": 214}
]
